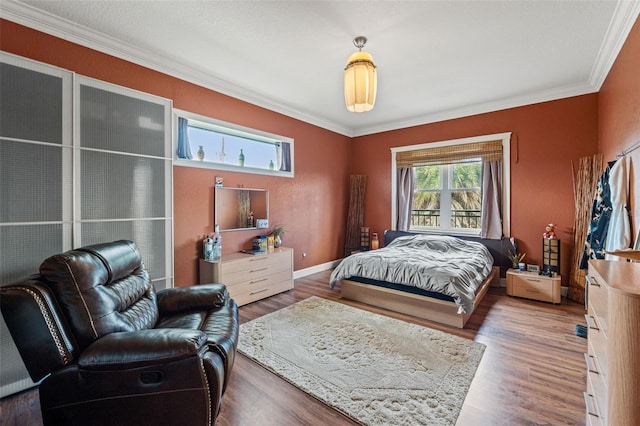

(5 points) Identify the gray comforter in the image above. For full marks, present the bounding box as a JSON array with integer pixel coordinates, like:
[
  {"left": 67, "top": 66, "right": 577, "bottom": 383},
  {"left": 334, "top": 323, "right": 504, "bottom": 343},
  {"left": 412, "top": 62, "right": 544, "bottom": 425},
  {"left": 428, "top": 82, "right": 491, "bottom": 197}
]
[{"left": 330, "top": 235, "right": 494, "bottom": 314}]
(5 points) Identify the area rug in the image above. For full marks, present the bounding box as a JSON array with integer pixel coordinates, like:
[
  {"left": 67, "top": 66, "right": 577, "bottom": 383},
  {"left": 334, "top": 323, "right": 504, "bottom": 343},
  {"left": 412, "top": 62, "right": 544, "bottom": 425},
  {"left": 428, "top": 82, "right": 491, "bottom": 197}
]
[{"left": 238, "top": 296, "right": 485, "bottom": 425}]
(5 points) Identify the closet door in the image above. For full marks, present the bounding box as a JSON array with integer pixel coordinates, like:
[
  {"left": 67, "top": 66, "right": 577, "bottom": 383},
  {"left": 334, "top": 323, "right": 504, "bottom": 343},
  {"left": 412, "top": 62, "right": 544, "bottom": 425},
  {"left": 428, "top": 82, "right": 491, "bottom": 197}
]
[
  {"left": 0, "top": 56, "right": 173, "bottom": 398},
  {"left": 0, "top": 53, "right": 73, "bottom": 397},
  {"left": 75, "top": 77, "right": 173, "bottom": 290}
]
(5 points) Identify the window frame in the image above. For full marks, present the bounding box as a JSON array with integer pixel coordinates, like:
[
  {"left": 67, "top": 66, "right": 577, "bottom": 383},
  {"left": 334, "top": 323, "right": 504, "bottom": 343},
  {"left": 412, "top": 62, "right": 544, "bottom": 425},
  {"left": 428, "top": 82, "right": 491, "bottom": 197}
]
[
  {"left": 173, "top": 109, "right": 294, "bottom": 178},
  {"left": 391, "top": 132, "right": 511, "bottom": 237},
  {"left": 412, "top": 161, "right": 483, "bottom": 233}
]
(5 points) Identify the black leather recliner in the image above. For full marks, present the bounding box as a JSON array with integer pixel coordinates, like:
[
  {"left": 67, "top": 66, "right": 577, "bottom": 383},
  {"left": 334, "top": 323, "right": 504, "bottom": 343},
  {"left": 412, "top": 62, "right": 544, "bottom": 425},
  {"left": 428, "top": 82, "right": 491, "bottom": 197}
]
[{"left": 0, "top": 240, "right": 239, "bottom": 426}]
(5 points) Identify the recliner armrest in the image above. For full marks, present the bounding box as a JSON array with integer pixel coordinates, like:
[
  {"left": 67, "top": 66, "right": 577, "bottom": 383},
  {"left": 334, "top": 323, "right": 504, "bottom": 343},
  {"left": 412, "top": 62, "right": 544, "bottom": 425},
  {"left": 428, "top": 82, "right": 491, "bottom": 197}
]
[
  {"left": 79, "top": 329, "right": 207, "bottom": 370},
  {"left": 156, "top": 284, "right": 229, "bottom": 316}
]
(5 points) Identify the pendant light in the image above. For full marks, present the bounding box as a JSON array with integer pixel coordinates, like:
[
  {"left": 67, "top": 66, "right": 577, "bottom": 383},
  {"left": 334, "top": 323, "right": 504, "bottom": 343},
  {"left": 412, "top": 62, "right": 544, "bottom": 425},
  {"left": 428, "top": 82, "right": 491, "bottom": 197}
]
[{"left": 344, "top": 36, "right": 377, "bottom": 112}]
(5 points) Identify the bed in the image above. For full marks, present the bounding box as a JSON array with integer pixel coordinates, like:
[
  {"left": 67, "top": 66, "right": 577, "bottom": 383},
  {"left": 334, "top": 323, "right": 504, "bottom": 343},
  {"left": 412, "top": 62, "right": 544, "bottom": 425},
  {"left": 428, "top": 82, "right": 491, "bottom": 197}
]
[{"left": 330, "top": 231, "right": 513, "bottom": 328}]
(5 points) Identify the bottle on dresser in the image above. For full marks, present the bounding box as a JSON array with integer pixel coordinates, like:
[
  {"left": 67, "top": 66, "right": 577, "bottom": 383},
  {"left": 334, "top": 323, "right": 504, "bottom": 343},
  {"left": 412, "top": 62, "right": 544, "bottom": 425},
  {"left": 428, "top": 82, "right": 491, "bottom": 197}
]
[{"left": 212, "top": 224, "right": 222, "bottom": 259}]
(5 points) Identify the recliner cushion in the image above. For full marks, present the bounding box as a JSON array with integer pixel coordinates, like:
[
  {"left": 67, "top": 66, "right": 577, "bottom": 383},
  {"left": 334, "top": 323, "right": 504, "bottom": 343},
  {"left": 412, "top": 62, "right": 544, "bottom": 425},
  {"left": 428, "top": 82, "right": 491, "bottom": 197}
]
[{"left": 39, "top": 241, "right": 158, "bottom": 350}]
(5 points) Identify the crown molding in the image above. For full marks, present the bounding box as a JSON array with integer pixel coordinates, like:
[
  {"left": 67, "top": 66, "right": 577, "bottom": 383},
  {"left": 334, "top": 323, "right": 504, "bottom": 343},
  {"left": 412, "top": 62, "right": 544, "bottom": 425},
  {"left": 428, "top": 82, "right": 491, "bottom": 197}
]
[
  {"left": 589, "top": 0, "right": 640, "bottom": 90},
  {"left": 0, "top": 1, "right": 353, "bottom": 137},
  {"left": 352, "top": 82, "right": 598, "bottom": 137},
  {"left": 2, "top": 0, "right": 638, "bottom": 139}
]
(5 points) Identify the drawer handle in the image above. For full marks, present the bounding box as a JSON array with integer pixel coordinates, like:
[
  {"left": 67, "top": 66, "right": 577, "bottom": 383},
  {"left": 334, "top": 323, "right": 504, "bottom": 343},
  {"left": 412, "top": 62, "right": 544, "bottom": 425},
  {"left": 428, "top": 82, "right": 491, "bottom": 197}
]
[
  {"left": 525, "top": 288, "right": 541, "bottom": 293},
  {"left": 526, "top": 279, "right": 541, "bottom": 283},
  {"left": 583, "top": 392, "right": 599, "bottom": 418},
  {"left": 584, "top": 353, "right": 599, "bottom": 374},
  {"left": 249, "top": 288, "right": 269, "bottom": 295},
  {"left": 587, "top": 276, "right": 600, "bottom": 287},
  {"left": 585, "top": 314, "right": 599, "bottom": 331},
  {"left": 250, "top": 267, "right": 269, "bottom": 273},
  {"left": 250, "top": 278, "right": 268, "bottom": 284},
  {"left": 249, "top": 257, "right": 268, "bottom": 262}
]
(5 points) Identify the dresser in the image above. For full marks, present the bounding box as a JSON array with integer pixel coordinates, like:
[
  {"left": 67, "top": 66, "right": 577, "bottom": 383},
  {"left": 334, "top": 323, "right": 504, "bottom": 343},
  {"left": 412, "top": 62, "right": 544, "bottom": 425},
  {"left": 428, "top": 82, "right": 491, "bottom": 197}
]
[
  {"left": 585, "top": 260, "right": 640, "bottom": 425},
  {"left": 199, "top": 248, "right": 294, "bottom": 306},
  {"left": 506, "top": 270, "right": 561, "bottom": 304}
]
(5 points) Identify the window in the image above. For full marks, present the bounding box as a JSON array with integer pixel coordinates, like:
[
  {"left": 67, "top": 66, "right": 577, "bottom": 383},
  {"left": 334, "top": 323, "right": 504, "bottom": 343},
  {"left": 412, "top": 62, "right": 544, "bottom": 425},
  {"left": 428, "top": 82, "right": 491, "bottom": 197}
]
[
  {"left": 392, "top": 133, "right": 511, "bottom": 237},
  {"left": 174, "top": 110, "right": 294, "bottom": 177},
  {"left": 413, "top": 161, "right": 482, "bottom": 231}
]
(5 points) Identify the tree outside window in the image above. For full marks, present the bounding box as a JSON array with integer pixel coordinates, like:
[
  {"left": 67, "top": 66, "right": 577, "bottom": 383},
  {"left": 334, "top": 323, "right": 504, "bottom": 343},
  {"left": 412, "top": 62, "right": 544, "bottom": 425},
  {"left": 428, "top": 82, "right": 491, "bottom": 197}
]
[{"left": 412, "top": 161, "right": 482, "bottom": 231}]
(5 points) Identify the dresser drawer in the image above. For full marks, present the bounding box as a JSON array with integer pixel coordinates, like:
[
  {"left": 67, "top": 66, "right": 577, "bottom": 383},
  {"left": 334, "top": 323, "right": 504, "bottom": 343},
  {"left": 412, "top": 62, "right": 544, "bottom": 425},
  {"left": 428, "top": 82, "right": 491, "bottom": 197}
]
[
  {"left": 221, "top": 251, "right": 291, "bottom": 275},
  {"left": 586, "top": 313, "right": 608, "bottom": 376},
  {"left": 227, "top": 270, "right": 292, "bottom": 296},
  {"left": 506, "top": 271, "right": 561, "bottom": 303},
  {"left": 231, "top": 279, "right": 293, "bottom": 306},
  {"left": 584, "top": 391, "right": 605, "bottom": 426},
  {"left": 585, "top": 353, "right": 607, "bottom": 422},
  {"left": 223, "top": 256, "right": 291, "bottom": 286},
  {"left": 586, "top": 272, "right": 608, "bottom": 334}
]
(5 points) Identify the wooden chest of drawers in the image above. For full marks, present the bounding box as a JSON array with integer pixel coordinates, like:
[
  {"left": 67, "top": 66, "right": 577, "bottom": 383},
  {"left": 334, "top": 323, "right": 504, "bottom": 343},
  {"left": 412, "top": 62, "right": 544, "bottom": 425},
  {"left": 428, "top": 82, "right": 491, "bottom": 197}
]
[
  {"left": 585, "top": 260, "right": 640, "bottom": 425},
  {"left": 199, "top": 247, "right": 293, "bottom": 306},
  {"left": 506, "top": 270, "right": 561, "bottom": 304}
]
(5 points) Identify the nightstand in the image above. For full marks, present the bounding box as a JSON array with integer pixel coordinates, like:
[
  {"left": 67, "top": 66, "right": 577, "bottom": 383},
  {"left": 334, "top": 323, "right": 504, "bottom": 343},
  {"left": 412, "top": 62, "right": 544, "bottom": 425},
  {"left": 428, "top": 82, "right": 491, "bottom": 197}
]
[{"left": 506, "top": 269, "right": 561, "bottom": 304}]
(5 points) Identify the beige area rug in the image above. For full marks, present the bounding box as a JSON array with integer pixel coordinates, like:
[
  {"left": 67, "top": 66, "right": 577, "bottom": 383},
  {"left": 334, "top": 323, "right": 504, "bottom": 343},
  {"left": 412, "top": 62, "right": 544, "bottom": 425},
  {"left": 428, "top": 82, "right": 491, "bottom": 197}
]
[{"left": 238, "top": 296, "right": 485, "bottom": 426}]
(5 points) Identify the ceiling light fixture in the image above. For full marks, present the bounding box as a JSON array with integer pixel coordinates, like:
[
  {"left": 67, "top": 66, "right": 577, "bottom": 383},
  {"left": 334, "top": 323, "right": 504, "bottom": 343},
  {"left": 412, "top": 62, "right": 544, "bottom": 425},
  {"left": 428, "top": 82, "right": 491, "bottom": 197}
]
[{"left": 344, "top": 36, "right": 377, "bottom": 113}]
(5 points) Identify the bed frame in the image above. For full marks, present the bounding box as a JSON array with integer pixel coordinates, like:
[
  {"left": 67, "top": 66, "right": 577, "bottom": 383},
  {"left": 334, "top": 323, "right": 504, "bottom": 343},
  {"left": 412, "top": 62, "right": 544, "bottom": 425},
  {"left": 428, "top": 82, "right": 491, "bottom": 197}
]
[{"left": 338, "top": 230, "right": 513, "bottom": 328}]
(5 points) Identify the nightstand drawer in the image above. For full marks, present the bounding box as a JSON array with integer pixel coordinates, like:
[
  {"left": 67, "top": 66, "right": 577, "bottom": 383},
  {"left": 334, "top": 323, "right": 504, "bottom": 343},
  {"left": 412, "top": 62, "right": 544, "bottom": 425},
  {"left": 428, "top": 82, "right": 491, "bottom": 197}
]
[{"left": 506, "top": 270, "right": 561, "bottom": 303}]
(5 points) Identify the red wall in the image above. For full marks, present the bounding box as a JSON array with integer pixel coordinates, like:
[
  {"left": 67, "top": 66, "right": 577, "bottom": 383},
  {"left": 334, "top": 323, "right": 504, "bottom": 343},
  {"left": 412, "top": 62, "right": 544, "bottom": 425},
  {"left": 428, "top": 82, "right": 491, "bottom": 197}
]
[
  {"left": 598, "top": 16, "right": 640, "bottom": 235},
  {"left": 3, "top": 15, "right": 638, "bottom": 288},
  {"left": 352, "top": 95, "right": 600, "bottom": 282},
  {"left": 1, "top": 20, "right": 352, "bottom": 286}
]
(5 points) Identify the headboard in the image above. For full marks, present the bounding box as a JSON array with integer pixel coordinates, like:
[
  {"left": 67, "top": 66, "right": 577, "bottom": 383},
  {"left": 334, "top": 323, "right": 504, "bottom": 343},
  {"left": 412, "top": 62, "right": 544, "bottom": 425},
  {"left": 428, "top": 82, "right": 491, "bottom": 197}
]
[{"left": 383, "top": 230, "right": 513, "bottom": 275}]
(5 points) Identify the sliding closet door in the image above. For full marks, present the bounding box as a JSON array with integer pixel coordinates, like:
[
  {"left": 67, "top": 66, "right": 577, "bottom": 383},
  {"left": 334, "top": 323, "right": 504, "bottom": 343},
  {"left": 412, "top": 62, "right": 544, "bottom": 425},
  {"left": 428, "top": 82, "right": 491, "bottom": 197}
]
[
  {"left": 75, "top": 77, "right": 173, "bottom": 290},
  {"left": 0, "top": 53, "right": 73, "bottom": 397},
  {"left": 0, "top": 56, "right": 173, "bottom": 398}
]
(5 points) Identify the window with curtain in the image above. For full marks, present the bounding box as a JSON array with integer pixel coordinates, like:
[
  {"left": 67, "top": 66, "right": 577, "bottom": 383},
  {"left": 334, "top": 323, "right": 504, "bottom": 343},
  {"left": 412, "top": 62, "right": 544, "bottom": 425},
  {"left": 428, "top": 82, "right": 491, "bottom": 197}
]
[
  {"left": 174, "top": 110, "right": 294, "bottom": 177},
  {"left": 412, "top": 161, "right": 482, "bottom": 230},
  {"left": 392, "top": 134, "right": 510, "bottom": 238}
]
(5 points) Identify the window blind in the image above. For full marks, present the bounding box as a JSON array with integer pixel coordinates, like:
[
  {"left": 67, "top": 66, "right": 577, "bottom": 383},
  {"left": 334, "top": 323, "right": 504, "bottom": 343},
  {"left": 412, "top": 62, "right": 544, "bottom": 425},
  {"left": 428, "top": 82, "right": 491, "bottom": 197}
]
[{"left": 396, "top": 140, "right": 503, "bottom": 167}]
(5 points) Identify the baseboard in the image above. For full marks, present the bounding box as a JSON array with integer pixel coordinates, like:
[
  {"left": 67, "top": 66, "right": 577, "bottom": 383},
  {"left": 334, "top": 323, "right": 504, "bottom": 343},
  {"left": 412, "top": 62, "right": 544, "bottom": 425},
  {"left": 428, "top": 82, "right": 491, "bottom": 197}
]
[
  {"left": 293, "top": 259, "right": 342, "bottom": 279},
  {"left": 492, "top": 277, "right": 507, "bottom": 288}
]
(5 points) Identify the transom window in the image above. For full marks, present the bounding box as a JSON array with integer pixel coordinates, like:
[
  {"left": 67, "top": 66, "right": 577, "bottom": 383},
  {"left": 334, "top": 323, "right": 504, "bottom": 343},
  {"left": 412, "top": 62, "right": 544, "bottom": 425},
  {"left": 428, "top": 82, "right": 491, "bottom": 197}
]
[{"left": 174, "top": 109, "right": 294, "bottom": 177}]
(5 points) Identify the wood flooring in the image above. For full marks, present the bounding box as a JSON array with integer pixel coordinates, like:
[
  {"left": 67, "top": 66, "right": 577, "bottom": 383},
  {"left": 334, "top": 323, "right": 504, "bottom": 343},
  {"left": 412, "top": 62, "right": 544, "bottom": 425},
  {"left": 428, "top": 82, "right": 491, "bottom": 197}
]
[{"left": 0, "top": 269, "right": 588, "bottom": 426}]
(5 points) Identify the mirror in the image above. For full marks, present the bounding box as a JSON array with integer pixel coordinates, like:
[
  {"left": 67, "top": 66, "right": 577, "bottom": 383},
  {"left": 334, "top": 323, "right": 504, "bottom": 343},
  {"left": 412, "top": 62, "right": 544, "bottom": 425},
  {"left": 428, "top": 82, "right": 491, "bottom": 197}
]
[{"left": 215, "top": 187, "right": 268, "bottom": 232}]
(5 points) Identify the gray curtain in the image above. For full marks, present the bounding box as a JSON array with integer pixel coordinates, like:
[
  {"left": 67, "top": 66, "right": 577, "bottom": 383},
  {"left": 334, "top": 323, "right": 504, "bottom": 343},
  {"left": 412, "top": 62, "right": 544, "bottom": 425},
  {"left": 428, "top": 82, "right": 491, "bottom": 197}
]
[
  {"left": 396, "top": 167, "right": 414, "bottom": 231},
  {"left": 480, "top": 160, "right": 503, "bottom": 238},
  {"left": 279, "top": 142, "right": 292, "bottom": 172},
  {"left": 176, "top": 117, "right": 193, "bottom": 159}
]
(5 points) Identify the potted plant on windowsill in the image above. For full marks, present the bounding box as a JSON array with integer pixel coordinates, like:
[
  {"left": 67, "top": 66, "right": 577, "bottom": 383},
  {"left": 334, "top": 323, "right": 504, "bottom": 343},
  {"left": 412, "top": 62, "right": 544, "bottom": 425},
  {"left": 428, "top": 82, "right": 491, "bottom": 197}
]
[{"left": 272, "top": 225, "right": 285, "bottom": 248}]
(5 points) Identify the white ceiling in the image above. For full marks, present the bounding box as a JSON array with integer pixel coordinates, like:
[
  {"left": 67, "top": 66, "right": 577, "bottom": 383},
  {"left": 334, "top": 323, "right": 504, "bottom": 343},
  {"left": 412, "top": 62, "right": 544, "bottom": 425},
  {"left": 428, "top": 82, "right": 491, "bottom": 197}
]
[{"left": 2, "top": 1, "right": 639, "bottom": 137}]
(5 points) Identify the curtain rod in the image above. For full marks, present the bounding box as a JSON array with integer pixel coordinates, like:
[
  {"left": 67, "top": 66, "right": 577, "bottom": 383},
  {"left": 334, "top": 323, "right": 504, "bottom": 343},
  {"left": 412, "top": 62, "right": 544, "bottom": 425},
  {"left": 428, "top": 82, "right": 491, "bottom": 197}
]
[{"left": 617, "top": 140, "right": 640, "bottom": 157}]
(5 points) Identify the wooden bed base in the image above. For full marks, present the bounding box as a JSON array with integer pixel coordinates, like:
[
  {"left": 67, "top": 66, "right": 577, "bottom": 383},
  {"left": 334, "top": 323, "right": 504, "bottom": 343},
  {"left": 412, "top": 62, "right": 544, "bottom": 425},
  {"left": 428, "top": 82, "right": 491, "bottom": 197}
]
[{"left": 340, "top": 266, "right": 499, "bottom": 328}]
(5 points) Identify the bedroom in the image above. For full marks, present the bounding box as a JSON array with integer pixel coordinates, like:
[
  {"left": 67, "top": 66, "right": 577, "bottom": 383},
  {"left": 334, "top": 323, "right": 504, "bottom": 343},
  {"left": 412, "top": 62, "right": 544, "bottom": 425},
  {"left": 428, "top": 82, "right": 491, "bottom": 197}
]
[{"left": 1, "top": 1, "right": 639, "bottom": 424}]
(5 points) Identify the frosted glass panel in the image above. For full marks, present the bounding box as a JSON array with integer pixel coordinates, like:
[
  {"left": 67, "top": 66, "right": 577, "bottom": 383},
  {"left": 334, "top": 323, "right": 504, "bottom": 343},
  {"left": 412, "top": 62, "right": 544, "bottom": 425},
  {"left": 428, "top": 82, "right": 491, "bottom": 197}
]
[
  {"left": 80, "top": 151, "right": 167, "bottom": 219},
  {"left": 81, "top": 220, "right": 168, "bottom": 280},
  {"left": 80, "top": 85, "right": 165, "bottom": 157},
  {"left": 152, "top": 278, "right": 170, "bottom": 292},
  {"left": 0, "top": 318, "right": 35, "bottom": 398},
  {"left": 0, "top": 63, "right": 63, "bottom": 144},
  {"left": 0, "top": 224, "right": 64, "bottom": 285},
  {"left": 0, "top": 140, "right": 65, "bottom": 223}
]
